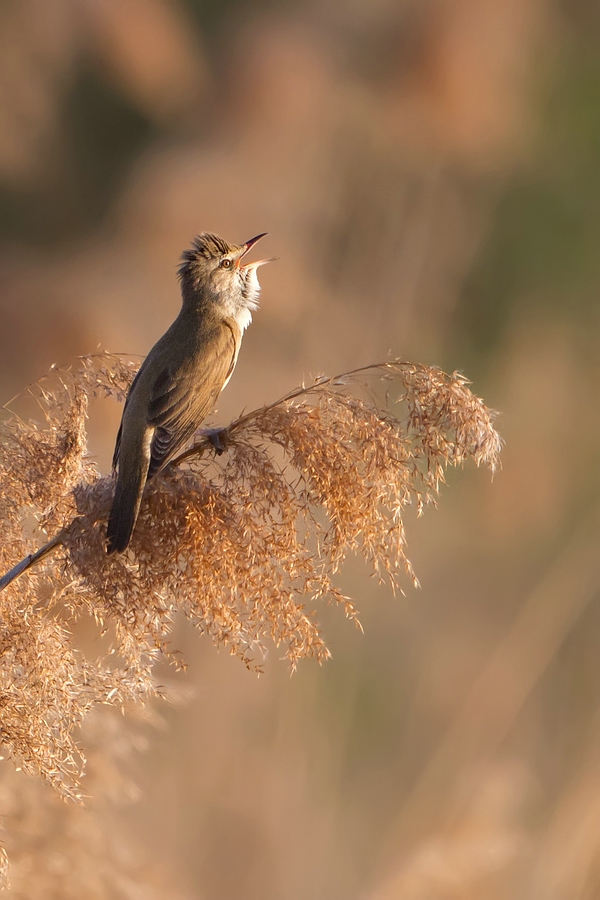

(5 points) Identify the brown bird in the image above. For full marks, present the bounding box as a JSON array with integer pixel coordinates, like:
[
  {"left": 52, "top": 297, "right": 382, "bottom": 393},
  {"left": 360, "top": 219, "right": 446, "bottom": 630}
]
[{"left": 106, "top": 232, "right": 270, "bottom": 554}]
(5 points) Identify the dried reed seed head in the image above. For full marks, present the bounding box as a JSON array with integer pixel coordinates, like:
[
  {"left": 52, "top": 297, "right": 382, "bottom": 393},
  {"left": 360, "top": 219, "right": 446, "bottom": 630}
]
[{"left": 0, "top": 354, "right": 500, "bottom": 797}]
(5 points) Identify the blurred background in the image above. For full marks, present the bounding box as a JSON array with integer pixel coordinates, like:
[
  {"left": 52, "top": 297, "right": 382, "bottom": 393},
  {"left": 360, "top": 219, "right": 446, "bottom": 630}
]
[{"left": 2, "top": 0, "right": 600, "bottom": 897}]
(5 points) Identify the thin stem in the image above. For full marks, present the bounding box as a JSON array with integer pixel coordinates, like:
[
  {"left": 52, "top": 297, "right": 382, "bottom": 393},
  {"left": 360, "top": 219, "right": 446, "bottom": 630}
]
[
  {"left": 0, "top": 532, "right": 66, "bottom": 593},
  {"left": 170, "top": 359, "right": 413, "bottom": 468}
]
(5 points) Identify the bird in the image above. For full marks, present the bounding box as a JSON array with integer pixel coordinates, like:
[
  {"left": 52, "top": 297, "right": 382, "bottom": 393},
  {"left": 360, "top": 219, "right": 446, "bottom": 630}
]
[{"left": 106, "top": 231, "right": 270, "bottom": 554}]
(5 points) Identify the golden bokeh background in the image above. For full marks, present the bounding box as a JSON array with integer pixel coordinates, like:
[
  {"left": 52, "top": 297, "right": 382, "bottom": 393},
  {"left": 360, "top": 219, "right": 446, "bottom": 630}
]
[{"left": 2, "top": 0, "right": 600, "bottom": 897}]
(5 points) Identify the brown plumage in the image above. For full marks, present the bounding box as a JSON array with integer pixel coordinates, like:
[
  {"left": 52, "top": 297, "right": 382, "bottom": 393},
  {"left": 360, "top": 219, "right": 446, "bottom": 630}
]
[{"left": 106, "top": 231, "right": 269, "bottom": 554}]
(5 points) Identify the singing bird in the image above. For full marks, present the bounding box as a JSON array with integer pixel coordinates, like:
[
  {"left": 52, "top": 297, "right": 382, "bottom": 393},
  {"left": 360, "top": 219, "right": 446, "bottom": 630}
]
[{"left": 106, "top": 232, "right": 270, "bottom": 554}]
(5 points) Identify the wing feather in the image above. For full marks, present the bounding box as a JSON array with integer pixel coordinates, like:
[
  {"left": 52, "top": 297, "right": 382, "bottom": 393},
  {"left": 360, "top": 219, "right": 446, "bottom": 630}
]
[{"left": 147, "top": 324, "right": 237, "bottom": 476}]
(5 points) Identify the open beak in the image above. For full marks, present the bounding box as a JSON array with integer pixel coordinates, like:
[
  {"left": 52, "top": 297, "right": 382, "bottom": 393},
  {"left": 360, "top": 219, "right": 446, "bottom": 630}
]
[
  {"left": 241, "top": 233, "right": 267, "bottom": 256},
  {"left": 236, "top": 232, "right": 275, "bottom": 270},
  {"left": 241, "top": 257, "right": 274, "bottom": 273}
]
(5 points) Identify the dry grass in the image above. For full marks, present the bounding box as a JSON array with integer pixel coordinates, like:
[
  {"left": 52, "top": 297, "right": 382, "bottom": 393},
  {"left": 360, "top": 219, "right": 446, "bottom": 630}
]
[{"left": 0, "top": 353, "right": 500, "bottom": 809}]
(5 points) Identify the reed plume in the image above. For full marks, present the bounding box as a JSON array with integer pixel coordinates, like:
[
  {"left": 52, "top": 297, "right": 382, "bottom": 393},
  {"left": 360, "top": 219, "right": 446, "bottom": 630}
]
[{"left": 0, "top": 353, "right": 500, "bottom": 804}]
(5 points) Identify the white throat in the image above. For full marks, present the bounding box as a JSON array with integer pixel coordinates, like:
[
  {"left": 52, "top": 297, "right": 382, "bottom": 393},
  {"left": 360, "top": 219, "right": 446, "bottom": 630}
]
[
  {"left": 235, "top": 265, "right": 262, "bottom": 332},
  {"left": 235, "top": 305, "right": 253, "bottom": 332}
]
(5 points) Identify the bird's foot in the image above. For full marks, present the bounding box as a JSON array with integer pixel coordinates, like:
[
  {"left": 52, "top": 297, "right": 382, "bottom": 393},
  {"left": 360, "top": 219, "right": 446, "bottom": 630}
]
[{"left": 203, "top": 427, "right": 228, "bottom": 455}]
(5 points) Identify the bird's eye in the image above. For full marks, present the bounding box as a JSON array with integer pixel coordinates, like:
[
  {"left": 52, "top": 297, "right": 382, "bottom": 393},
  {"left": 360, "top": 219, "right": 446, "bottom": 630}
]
[{"left": 220, "top": 258, "right": 232, "bottom": 269}]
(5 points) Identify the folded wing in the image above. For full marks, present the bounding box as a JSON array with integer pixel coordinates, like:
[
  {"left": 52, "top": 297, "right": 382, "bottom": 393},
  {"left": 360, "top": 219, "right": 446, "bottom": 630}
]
[{"left": 146, "top": 323, "right": 237, "bottom": 477}]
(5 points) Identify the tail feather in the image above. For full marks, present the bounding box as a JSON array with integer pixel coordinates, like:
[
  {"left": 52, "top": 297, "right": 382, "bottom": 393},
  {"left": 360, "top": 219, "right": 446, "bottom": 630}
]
[
  {"left": 106, "top": 435, "right": 150, "bottom": 555},
  {"left": 107, "top": 420, "right": 153, "bottom": 554},
  {"left": 106, "top": 480, "right": 140, "bottom": 554}
]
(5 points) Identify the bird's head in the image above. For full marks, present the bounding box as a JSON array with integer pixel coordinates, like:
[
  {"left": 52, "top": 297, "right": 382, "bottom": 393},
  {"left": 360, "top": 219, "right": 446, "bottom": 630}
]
[{"left": 178, "top": 232, "right": 270, "bottom": 327}]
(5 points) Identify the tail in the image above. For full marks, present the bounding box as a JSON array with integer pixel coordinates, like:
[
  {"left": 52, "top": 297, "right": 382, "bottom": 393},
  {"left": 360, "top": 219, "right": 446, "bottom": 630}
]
[{"left": 106, "top": 438, "right": 151, "bottom": 554}]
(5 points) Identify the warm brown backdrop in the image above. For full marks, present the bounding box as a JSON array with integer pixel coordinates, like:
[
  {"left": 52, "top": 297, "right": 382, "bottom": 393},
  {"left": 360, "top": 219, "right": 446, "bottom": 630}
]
[{"left": 2, "top": 0, "right": 600, "bottom": 897}]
